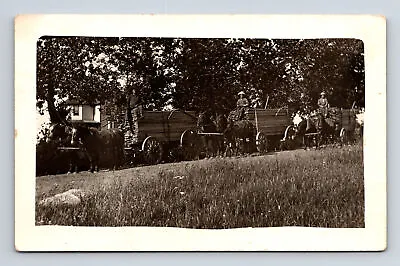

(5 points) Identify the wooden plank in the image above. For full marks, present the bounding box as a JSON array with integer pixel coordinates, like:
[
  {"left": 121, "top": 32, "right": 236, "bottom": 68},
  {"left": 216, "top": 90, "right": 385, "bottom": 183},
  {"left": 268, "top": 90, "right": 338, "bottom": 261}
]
[
  {"left": 255, "top": 119, "right": 290, "bottom": 124},
  {"left": 197, "top": 132, "right": 224, "bottom": 136},
  {"left": 57, "top": 147, "right": 81, "bottom": 150},
  {"left": 138, "top": 125, "right": 195, "bottom": 132}
]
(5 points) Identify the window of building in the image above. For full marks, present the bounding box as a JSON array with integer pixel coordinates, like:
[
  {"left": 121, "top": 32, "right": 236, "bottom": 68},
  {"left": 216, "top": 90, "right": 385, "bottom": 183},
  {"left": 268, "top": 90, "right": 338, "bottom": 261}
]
[{"left": 73, "top": 105, "right": 79, "bottom": 116}]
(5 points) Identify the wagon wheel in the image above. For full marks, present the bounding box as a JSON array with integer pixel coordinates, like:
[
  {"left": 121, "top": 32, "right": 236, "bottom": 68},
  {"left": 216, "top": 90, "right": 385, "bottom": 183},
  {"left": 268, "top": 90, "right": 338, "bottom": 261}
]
[
  {"left": 340, "top": 128, "right": 348, "bottom": 145},
  {"left": 256, "top": 131, "right": 268, "bottom": 154},
  {"left": 180, "top": 129, "right": 200, "bottom": 161},
  {"left": 141, "top": 136, "right": 163, "bottom": 165}
]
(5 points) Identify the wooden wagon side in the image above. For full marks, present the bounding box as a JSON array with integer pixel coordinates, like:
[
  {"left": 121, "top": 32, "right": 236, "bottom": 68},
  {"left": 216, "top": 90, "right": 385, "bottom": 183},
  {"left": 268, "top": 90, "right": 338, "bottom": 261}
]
[
  {"left": 136, "top": 110, "right": 197, "bottom": 142},
  {"left": 125, "top": 110, "right": 197, "bottom": 164},
  {"left": 247, "top": 108, "right": 292, "bottom": 152}
]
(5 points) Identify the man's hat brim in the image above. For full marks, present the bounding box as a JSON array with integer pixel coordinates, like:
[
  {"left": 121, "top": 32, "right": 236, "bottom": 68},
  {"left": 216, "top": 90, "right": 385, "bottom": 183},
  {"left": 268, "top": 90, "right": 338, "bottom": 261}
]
[{"left": 238, "top": 91, "right": 245, "bottom": 95}]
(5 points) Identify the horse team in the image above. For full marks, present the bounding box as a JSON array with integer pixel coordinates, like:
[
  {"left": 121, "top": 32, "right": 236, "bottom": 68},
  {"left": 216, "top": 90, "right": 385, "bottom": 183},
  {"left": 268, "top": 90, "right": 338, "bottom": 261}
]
[
  {"left": 46, "top": 123, "right": 124, "bottom": 173},
  {"left": 196, "top": 109, "right": 257, "bottom": 158}
]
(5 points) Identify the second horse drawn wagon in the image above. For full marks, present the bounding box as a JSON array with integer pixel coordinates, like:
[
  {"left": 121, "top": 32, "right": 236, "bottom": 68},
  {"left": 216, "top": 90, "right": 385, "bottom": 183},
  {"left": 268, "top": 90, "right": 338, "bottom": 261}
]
[{"left": 185, "top": 107, "right": 294, "bottom": 158}]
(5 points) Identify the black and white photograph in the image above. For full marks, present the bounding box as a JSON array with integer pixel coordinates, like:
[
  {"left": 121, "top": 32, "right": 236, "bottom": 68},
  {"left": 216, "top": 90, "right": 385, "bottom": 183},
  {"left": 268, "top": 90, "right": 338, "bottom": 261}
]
[{"left": 15, "top": 15, "right": 386, "bottom": 251}]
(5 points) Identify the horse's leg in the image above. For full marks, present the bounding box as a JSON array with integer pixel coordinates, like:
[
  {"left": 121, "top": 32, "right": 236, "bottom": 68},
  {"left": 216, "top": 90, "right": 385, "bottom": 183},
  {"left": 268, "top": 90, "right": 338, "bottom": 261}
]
[
  {"left": 113, "top": 147, "right": 118, "bottom": 171},
  {"left": 74, "top": 155, "right": 79, "bottom": 173},
  {"left": 85, "top": 151, "right": 93, "bottom": 173},
  {"left": 235, "top": 138, "right": 240, "bottom": 156},
  {"left": 90, "top": 151, "right": 98, "bottom": 173},
  {"left": 71, "top": 154, "right": 78, "bottom": 174},
  {"left": 97, "top": 151, "right": 101, "bottom": 172},
  {"left": 203, "top": 137, "right": 208, "bottom": 158},
  {"left": 67, "top": 160, "right": 73, "bottom": 174},
  {"left": 208, "top": 139, "right": 212, "bottom": 157},
  {"left": 207, "top": 137, "right": 213, "bottom": 158},
  {"left": 207, "top": 138, "right": 212, "bottom": 157},
  {"left": 65, "top": 151, "right": 71, "bottom": 174},
  {"left": 73, "top": 151, "right": 79, "bottom": 173},
  {"left": 317, "top": 133, "right": 323, "bottom": 149},
  {"left": 211, "top": 137, "right": 218, "bottom": 157},
  {"left": 68, "top": 156, "right": 77, "bottom": 174},
  {"left": 224, "top": 139, "right": 230, "bottom": 157},
  {"left": 218, "top": 137, "right": 224, "bottom": 157},
  {"left": 88, "top": 157, "right": 94, "bottom": 173},
  {"left": 95, "top": 154, "right": 99, "bottom": 172}
]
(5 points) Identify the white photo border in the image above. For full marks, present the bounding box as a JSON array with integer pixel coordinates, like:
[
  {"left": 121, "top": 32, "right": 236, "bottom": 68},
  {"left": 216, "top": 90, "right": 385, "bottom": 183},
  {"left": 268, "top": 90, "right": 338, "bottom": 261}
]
[{"left": 15, "top": 14, "right": 386, "bottom": 251}]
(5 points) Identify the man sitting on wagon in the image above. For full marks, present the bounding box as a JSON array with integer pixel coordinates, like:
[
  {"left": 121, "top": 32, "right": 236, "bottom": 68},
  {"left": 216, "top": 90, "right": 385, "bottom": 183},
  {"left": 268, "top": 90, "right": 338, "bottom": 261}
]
[
  {"left": 318, "top": 91, "right": 330, "bottom": 118},
  {"left": 236, "top": 91, "right": 249, "bottom": 120}
]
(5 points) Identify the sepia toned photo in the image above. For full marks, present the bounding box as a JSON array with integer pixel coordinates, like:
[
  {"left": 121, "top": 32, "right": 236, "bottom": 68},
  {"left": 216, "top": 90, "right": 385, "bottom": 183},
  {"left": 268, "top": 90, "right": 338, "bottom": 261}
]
[{"left": 15, "top": 15, "right": 386, "bottom": 251}]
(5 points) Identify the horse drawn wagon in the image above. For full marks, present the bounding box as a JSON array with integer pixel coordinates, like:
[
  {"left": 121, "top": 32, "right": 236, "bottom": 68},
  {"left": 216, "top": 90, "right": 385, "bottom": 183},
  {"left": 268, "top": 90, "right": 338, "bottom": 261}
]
[
  {"left": 294, "top": 108, "right": 358, "bottom": 148},
  {"left": 192, "top": 107, "right": 293, "bottom": 157},
  {"left": 123, "top": 110, "right": 198, "bottom": 165}
]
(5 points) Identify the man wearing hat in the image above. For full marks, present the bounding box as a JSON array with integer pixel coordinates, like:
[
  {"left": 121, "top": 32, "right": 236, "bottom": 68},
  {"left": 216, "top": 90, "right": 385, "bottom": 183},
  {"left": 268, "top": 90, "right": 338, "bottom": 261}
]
[
  {"left": 318, "top": 91, "right": 330, "bottom": 118},
  {"left": 237, "top": 91, "right": 249, "bottom": 108},
  {"left": 236, "top": 91, "right": 249, "bottom": 120}
]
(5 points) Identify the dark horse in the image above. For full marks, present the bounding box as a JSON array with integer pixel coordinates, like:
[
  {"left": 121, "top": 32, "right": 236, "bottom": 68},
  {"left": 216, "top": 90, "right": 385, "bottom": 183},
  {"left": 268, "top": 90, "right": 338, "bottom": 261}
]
[
  {"left": 197, "top": 110, "right": 221, "bottom": 158},
  {"left": 315, "top": 113, "right": 342, "bottom": 146},
  {"left": 294, "top": 114, "right": 321, "bottom": 148},
  {"left": 223, "top": 109, "right": 256, "bottom": 156},
  {"left": 46, "top": 123, "right": 89, "bottom": 174},
  {"left": 71, "top": 125, "right": 124, "bottom": 172},
  {"left": 295, "top": 113, "right": 340, "bottom": 148},
  {"left": 214, "top": 113, "right": 228, "bottom": 156}
]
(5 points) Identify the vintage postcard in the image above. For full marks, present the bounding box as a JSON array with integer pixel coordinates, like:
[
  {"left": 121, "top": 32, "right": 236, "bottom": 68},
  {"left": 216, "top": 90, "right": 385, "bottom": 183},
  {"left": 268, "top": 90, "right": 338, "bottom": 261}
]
[{"left": 15, "top": 14, "right": 386, "bottom": 251}]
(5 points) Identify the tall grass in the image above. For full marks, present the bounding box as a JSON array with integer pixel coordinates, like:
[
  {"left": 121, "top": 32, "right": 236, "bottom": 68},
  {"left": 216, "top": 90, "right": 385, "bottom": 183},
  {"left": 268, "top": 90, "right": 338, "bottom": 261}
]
[{"left": 36, "top": 145, "right": 364, "bottom": 228}]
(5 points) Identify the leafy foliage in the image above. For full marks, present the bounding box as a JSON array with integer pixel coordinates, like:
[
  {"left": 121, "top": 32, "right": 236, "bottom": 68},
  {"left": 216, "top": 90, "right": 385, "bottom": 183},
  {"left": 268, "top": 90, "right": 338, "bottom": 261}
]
[{"left": 37, "top": 37, "right": 365, "bottom": 123}]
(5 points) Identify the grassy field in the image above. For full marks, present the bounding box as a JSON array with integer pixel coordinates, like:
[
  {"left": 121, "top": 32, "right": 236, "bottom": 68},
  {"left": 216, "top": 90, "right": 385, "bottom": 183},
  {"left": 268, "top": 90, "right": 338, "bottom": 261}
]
[{"left": 36, "top": 144, "right": 364, "bottom": 228}]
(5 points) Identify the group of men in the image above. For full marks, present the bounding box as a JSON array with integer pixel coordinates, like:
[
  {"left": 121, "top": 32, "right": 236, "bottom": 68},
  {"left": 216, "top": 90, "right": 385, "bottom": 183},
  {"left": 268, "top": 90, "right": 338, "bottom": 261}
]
[{"left": 236, "top": 90, "right": 330, "bottom": 118}]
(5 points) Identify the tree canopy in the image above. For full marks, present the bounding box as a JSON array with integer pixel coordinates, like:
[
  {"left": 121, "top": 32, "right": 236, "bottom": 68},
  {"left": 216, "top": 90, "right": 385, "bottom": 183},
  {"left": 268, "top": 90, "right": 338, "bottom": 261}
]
[{"left": 37, "top": 36, "right": 365, "bottom": 123}]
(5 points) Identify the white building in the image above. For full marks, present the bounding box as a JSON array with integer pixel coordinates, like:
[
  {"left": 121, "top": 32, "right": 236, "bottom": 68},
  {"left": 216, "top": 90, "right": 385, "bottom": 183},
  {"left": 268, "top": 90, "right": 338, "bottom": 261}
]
[{"left": 66, "top": 99, "right": 101, "bottom": 128}]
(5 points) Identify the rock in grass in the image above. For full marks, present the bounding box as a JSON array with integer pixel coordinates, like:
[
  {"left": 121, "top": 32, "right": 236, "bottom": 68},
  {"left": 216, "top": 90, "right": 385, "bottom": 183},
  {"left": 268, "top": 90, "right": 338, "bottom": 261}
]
[{"left": 39, "top": 189, "right": 90, "bottom": 208}]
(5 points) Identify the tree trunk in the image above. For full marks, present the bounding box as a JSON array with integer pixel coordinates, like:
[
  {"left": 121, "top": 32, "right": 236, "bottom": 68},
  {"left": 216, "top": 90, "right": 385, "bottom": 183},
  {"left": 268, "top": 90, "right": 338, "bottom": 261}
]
[
  {"left": 46, "top": 84, "right": 66, "bottom": 124},
  {"left": 46, "top": 86, "right": 60, "bottom": 123}
]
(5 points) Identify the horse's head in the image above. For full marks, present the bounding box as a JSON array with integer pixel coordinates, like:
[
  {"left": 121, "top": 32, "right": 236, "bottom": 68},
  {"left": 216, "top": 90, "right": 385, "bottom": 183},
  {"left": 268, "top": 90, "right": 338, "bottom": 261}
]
[
  {"left": 214, "top": 113, "right": 227, "bottom": 133},
  {"left": 197, "top": 110, "right": 216, "bottom": 133},
  {"left": 292, "top": 113, "right": 304, "bottom": 135},
  {"left": 70, "top": 125, "right": 90, "bottom": 145}
]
